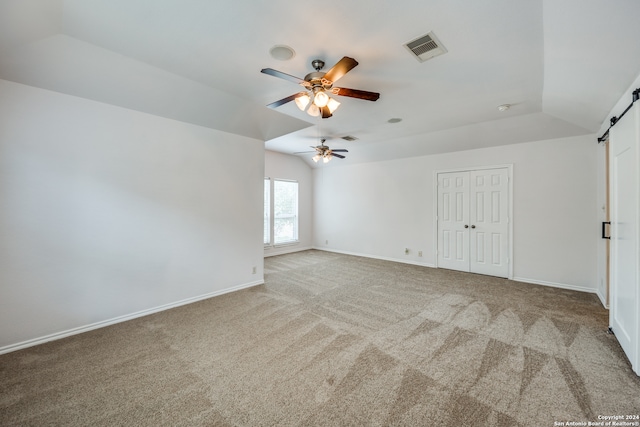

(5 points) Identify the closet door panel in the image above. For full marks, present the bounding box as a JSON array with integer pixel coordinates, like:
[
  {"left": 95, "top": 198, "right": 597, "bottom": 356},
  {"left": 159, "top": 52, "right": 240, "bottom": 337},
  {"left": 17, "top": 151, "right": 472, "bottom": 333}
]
[
  {"left": 437, "top": 172, "right": 470, "bottom": 272},
  {"left": 469, "top": 169, "right": 509, "bottom": 278}
]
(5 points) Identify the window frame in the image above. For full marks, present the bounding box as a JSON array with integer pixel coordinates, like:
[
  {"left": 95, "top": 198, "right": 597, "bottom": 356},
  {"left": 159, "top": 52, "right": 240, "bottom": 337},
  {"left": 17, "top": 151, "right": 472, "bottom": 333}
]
[
  {"left": 264, "top": 178, "right": 270, "bottom": 246},
  {"left": 264, "top": 178, "right": 299, "bottom": 248}
]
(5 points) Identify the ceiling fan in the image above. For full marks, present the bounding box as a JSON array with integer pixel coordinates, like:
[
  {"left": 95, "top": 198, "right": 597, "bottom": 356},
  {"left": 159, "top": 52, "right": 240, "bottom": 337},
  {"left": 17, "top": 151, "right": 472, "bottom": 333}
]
[
  {"left": 261, "top": 56, "right": 380, "bottom": 118},
  {"left": 295, "top": 138, "right": 348, "bottom": 163}
]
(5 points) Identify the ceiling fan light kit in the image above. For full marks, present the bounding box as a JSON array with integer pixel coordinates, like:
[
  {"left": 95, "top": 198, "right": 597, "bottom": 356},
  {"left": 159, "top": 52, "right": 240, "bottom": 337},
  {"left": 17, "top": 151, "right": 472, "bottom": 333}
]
[
  {"left": 294, "top": 93, "right": 310, "bottom": 110},
  {"left": 326, "top": 97, "right": 341, "bottom": 114},
  {"left": 307, "top": 104, "right": 320, "bottom": 117},
  {"left": 313, "top": 90, "right": 329, "bottom": 107},
  {"left": 261, "top": 56, "right": 380, "bottom": 119},
  {"left": 313, "top": 150, "right": 334, "bottom": 164}
]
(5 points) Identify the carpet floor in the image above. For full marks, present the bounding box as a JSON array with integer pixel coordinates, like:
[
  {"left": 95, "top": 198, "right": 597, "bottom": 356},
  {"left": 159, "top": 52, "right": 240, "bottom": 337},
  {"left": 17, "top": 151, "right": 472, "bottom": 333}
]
[{"left": 1, "top": 250, "right": 639, "bottom": 426}]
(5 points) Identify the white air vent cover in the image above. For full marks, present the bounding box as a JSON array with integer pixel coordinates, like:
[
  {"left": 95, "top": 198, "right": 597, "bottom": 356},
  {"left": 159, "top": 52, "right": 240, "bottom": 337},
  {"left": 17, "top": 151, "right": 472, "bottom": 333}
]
[
  {"left": 341, "top": 135, "right": 358, "bottom": 142},
  {"left": 404, "top": 31, "right": 447, "bottom": 62}
]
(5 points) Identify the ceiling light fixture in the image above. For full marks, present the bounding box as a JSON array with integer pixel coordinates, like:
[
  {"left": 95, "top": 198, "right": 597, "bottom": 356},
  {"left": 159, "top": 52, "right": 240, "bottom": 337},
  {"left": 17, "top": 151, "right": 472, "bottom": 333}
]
[
  {"left": 294, "top": 90, "right": 340, "bottom": 117},
  {"left": 497, "top": 104, "right": 511, "bottom": 112},
  {"left": 313, "top": 91, "right": 329, "bottom": 107},
  {"left": 307, "top": 104, "right": 320, "bottom": 117},
  {"left": 327, "top": 98, "right": 341, "bottom": 114},
  {"left": 312, "top": 151, "right": 333, "bottom": 163},
  {"left": 294, "top": 93, "right": 310, "bottom": 111}
]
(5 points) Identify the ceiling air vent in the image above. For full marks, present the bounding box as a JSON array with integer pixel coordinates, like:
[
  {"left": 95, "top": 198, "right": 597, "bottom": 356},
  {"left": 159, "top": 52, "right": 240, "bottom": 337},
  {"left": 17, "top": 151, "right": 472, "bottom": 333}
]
[
  {"left": 403, "top": 31, "right": 447, "bottom": 63},
  {"left": 341, "top": 135, "right": 358, "bottom": 142}
]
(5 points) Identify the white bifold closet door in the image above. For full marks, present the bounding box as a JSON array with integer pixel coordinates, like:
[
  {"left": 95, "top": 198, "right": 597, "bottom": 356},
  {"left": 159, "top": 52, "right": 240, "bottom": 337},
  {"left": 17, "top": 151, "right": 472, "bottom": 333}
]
[
  {"left": 609, "top": 101, "right": 640, "bottom": 376},
  {"left": 437, "top": 168, "right": 510, "bottom": 278}
]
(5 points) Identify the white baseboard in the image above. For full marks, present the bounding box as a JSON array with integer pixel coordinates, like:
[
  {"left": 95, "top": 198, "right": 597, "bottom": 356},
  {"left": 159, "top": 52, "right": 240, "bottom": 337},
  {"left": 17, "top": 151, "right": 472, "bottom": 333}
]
[
  {"left": 512, "top": 276, "right": 598, "bottom": 295},
  {"left": 313, "top": 247, "right": 437, "bottom": 269},
  {"left": 0, "top": 279, "right": 264, "bottom": 355},
  {"left": 596, "top": 289, "right": 609, "bottom": 309}
]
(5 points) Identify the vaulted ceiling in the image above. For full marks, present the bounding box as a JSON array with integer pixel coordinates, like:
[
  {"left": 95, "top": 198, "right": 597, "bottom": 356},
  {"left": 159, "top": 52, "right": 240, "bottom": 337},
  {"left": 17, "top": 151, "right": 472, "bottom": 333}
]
[{"left": 2, "top": 0, "right": 639, "bottom": 166}]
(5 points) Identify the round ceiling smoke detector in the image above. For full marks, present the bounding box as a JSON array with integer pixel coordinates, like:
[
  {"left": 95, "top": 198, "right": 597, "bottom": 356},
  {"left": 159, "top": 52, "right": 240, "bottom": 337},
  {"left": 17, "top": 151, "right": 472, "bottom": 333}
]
[
  {"left": 388, "top": 118, "right": 402, "bottom": 123},
  {"left": 497, "top": 104, "right": 511, "bottom": 112},
  {"left": 269, "top": 45, "right": 295, "bottom": 61}
]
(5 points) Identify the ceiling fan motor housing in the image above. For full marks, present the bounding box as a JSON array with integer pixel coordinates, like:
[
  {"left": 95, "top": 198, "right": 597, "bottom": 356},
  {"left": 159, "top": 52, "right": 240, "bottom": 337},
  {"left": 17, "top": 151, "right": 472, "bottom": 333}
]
[
  {"left": 304, "top": 71, "right": 333, "bottom": 91},
  {"left": 308, "top": 60, "right": 335, "bottom": 89}
]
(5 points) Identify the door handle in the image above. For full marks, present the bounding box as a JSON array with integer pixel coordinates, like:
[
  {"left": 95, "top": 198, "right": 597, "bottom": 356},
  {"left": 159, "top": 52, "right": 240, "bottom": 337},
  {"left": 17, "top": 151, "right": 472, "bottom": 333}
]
[
  {"left": 471, "top": 225, "right": 476, "bottom": 229},
  {"left": 464, "top": 225, "right": 469, "bottom": 228},
  {"left": 602, "top": 221, "right": 611, "bottom": 239}
]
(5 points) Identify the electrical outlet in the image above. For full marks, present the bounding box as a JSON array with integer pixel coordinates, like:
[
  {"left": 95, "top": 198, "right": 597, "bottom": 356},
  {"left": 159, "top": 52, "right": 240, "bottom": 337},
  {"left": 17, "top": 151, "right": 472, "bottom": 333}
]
[
  {"left": 325, "top": 240, "right": 328, "bottom": 245},
  {"left": 418, "top": 251, "right": 423, "bottom": 257},
  {"left": 404, "top": 248, "right": 409, "bottom": 255},
  {"left": 252, "top": 266, "right": 257, "bottom": 274}
]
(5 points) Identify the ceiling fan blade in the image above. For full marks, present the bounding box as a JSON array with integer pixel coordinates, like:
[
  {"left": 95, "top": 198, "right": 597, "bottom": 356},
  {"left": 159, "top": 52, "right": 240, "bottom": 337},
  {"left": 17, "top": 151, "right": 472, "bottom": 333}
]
[
  {"left": 322, "top": 56, "right": 358, "bottom": 84},
  {"left": 261, "top": 68, "right": 308, "bottom": 86},
  {"left": 293, "top": 151, "right": 315, "bottom": 154},
  {"left": 331, "top": 149, "right": 348, "bottom": 152},
  {"left": 266, "top": 92, "right": 306, "bottom": 109},
  {"left": 331, "top": 153, "right": 346, "bottom": 159},
  {"left": 321, "top": 105, "right": 333, "bottom": 119},
  {"left": 331, "top": 87, "right": 380, "bottom": 101}
]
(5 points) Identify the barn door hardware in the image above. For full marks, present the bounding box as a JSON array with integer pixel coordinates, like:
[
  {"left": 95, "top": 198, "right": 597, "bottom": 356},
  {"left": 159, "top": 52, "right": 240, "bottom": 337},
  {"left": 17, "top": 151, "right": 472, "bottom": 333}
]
[
  {"left": 602, "top": 221, "right": 611, "bottom": 239},
  {"left": 598, "top": 88, "right": 640, "bottom": 143}
]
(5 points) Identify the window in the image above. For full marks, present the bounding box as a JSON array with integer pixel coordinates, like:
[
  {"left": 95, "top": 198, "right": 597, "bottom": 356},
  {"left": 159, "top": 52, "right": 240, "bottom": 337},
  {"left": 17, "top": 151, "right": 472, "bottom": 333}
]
[
  {"left": 264, "top": 178, "right": 298, "bottom": 246},
  {"left": 264, "top": 178, "right": 270, "bottom": 245},
  {"left": 274, "top": 180, "right": 298, "bottom": 244}
]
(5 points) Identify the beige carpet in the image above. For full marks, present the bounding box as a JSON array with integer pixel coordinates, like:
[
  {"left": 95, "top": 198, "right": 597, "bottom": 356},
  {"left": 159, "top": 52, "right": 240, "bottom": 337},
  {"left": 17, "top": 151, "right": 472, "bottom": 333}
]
[{"left": 1, "top": 250, "right": 639, "bottom": 426}]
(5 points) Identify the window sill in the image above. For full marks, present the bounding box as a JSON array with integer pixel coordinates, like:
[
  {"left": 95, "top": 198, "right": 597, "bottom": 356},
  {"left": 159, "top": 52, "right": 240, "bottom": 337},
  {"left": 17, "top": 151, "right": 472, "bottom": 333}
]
[{"left": 265, "top": 241, "right": 299, "bottom": 249}]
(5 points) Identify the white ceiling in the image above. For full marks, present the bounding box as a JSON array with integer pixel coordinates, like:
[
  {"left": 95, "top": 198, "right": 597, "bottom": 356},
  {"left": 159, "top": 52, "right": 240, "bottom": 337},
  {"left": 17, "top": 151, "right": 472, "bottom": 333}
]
[{"left": 1, "top": 0, "right": 639, "bottom": 167}]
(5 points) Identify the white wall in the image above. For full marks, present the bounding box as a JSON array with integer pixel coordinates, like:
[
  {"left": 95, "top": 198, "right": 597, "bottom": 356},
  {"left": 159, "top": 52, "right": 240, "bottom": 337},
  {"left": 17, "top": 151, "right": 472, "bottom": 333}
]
[
  {"left": 0, "top": 79, "right": 265, "bottom": 352},
  {"left": 264, "top": 150, "right": 313, "bottom": 257},
  {"left": 313, "top": 135, "right": 598, "bottom": 292}
]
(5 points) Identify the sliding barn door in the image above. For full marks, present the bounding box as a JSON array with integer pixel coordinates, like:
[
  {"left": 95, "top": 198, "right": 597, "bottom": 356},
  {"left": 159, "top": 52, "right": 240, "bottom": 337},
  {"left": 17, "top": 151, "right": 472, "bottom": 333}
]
[
  {"left": 437, "top": 168, "right": 510, "bottom": 278},
  {"left": 609, "top": 102, "right": 639, "bottom": 375}
]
